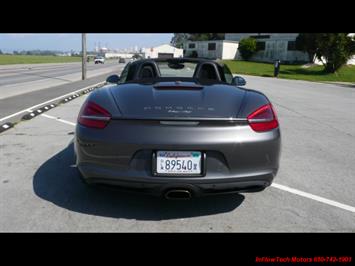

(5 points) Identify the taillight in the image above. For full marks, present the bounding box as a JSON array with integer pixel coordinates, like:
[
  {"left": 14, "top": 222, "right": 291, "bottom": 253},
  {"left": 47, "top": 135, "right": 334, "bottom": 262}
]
[
  {"left": 247, "top": 104, "right": 278, "bottom": 132},
  {"left": 78, "top": 101, "right": 111, "bottom": 129}
]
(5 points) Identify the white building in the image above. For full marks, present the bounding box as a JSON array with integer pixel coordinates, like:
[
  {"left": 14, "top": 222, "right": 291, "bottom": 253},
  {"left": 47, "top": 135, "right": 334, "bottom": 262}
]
[
  {"left": 183, "top": 40, "right": 239, "bottom": 60},
  {"left": 143, "top": 44, "right": 183, "bottom": 59},
  {"left": 104, "top": 52, "right": 135, "bottom": 59},
  {"left": 225, "top": 33, "right": 309, "bottom": 63},
  {"left": 349, "top": 34, "right": 355, "bottom": 64},
  {"left": 225, "top": 33, "right": 355, "bottom": 65},
  {"left": 347, "top": 32, "right": 355, "bottom": 64},
  {"left": 348, "top": 56, "right": 355, "bottom": 65}
]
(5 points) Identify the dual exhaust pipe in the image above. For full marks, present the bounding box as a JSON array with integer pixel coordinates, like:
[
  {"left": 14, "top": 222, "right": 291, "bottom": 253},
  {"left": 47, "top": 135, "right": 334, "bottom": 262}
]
[{"left": 164, "top": 189, "right": 192, "bottom": 200}]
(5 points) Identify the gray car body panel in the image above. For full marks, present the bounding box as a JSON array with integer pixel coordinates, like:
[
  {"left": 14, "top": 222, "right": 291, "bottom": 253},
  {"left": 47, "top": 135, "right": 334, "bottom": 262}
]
[
  {"left": 108, "top": 82, "right": 246, "bottom": 119},
  {"left": 74, "top": 59, "right": 281, "bottom": 196}
]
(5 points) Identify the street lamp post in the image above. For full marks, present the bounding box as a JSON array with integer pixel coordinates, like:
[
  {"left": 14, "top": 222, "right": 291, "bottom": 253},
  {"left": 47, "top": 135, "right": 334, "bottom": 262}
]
[{"left": 82, "top": 33, "right": 87, "bottom": 80}]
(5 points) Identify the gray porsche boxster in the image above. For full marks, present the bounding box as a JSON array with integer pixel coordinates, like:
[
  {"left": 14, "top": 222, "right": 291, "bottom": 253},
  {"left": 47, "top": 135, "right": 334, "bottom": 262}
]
[{"left": 74, "top": 58, "right": 281, "bottom": 199}]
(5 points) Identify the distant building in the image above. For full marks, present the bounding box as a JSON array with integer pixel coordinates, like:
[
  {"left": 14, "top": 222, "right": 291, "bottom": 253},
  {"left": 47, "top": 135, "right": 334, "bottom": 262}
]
[
  {"left": 143, "top": 44, "right": 183, "bottom": 59},
  {"left": 183, "top": 40, "right": 239, "bottom": 60},
  {"left": 55, "top": 52, "right": 72, "bottom": 56},
  {"left": 104, "top": 52, "right": 135, "bottom": 59},
  {"left": 99, "top": 47, "right": 108, "bottom": 53},
  {"left": 224, "top": 33, "right": 355, "bottom": 65},
  {"left": 225, "top": 33, "right": 309, "bottom": 63}
]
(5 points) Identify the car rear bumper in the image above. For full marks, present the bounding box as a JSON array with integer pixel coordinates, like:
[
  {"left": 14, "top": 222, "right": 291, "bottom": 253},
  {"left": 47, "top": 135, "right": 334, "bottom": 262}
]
[
  {"left": 75, "top": 120, "right": 281, "bottom": 197},
  {"left": 77, "top": 162, "right": 275, "bottom": 196}
]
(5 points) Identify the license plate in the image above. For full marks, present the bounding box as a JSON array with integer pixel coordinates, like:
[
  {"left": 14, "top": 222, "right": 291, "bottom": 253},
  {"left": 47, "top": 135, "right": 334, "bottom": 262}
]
[{"left": 156, "top": 151, "right": 202, "bottom": 175}]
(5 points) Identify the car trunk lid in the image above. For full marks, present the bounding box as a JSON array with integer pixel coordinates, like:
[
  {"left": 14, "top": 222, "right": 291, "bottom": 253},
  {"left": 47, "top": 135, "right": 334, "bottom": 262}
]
[{"left": 109, "top": 82, "right": 246, "bottom": 120}]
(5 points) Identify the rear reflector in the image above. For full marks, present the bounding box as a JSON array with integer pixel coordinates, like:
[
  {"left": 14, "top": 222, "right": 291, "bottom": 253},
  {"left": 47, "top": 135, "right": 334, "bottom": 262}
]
[
  {"left": 247, "top": 104, "right": 279, "bottom": 132},
  {"left": 78, "top": 101, "right": 111, "bottom": 129}
]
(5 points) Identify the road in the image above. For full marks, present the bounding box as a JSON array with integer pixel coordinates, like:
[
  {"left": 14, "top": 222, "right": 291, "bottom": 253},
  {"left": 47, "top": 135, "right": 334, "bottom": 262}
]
[
  {"left": 0, "top": 61, "right": 125, "bottom": 119},
  {"left": 0, "top": 62, "right": 109, "bottom": 86},
  {"left": 0, "top": 75, "right": 354, "bottom": 232},
  {"left": 0, "top": 61, "right": 122, "bottom": 99}
]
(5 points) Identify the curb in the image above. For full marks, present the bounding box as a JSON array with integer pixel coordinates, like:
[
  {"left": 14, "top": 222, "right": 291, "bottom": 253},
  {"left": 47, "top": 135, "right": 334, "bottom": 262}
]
[
  {"left": 0, "top": 82, "right": 105, "bottom": 133},
  {"left": 0, "top": 122, "right": 14, "bottom": 133},
  {"left": 22, "top": 104, "right": 57, "bottom": 120}
]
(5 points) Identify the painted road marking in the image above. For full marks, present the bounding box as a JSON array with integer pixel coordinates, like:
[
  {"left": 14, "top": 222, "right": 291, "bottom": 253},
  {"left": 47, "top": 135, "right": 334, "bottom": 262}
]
[
  {"left": 41, "top": 114, "right": 76, "bottom": 126},
  {"left": 0, "top": 81, "right": 104, "bottom": 122},
  {"left": 271, "top": 183, "right": 355, "bottom": 213}
]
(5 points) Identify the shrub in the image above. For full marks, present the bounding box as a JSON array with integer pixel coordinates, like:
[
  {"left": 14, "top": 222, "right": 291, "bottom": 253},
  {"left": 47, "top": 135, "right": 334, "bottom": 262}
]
[
  {"left": 238, "top": 37, "right": 257, "bottom": 61},
  {"left": 190, "top": 51, "right": 198, "bottom": 58}
]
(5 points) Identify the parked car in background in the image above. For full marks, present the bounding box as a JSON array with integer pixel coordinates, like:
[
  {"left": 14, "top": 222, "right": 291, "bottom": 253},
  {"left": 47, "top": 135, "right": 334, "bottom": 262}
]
[
  {"left": 94, "top": 56, "right": 105, "bottom": 64},
  {"left": 119, "top": 57, "right": 126, "bottom": 64}
]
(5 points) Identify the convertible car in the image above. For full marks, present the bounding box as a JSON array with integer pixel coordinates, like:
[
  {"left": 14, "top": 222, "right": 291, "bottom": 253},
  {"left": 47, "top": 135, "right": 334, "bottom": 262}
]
[{"left": 75, "top": 58, "right": 281, "bottom": 199}]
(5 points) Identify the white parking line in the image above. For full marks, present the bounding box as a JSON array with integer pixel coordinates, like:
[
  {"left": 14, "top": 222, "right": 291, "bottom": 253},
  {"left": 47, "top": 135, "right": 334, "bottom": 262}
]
[
  {"left": 272, "top": 183, "right": 355, "bottom": 213},
  {"left": 0, "top": 81, "right": 104, "bottom": 122},
  {"left": 41, "top": 114, "right": 76, "bottom": 126}
]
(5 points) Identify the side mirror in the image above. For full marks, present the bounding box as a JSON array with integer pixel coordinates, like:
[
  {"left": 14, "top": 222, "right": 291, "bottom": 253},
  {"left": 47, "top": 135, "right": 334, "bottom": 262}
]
[
  {"left": 232, "top": 76, "right": 246, "bottom": 86},
  {"left": 106, "top": 75, "right": 120, "bottom": 83}
]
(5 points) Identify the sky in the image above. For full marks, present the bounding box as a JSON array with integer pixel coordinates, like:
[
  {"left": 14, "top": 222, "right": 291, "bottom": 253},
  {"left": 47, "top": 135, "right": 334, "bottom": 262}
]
[{"left": 0, "top": 33, "right": 174, "bottom": 52}]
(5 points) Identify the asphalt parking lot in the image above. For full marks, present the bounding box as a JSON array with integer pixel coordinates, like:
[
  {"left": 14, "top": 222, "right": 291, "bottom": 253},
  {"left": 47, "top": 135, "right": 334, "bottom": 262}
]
[{"left": 0, "top": 75, "right": 354, "bottom": 232}]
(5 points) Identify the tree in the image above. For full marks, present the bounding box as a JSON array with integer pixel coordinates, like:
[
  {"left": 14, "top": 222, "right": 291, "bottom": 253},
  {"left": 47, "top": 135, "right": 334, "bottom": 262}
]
[
  {"left": 315, "top": 33, "right": 355, "bottom": 73},
  {"left": 238, "top": 37, "right": 257, "bottom": 61},
  {"left": 0, "top": 49, "right": 3, "bottom": 54},
  {"left": 188, "top": 33, "right": 224, "bottom": 41},
  {"left": 170, "top": 33, "right": 190, "bottom": 48},
  {"left": 187, "top": 33, "right": 210, "bottom": 42},
  {"left": 171, "top": 33, "right": 225, "bottom": 47},
  {"left": 296, "top": 33, "right": 355, "bottom": 72},
  {"left": 296, "top": 33, "right": 320, "bottom": 62}
]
